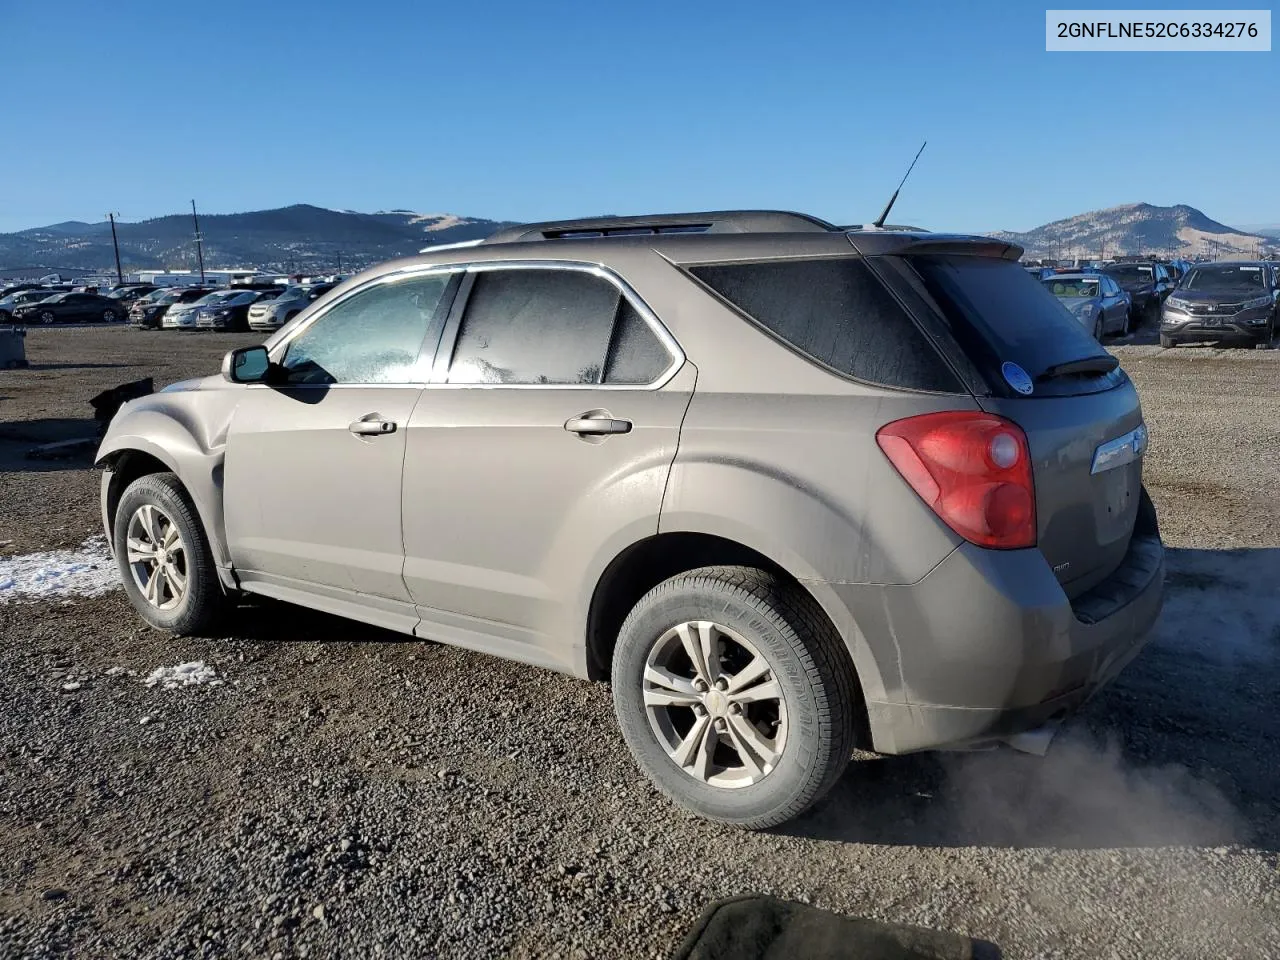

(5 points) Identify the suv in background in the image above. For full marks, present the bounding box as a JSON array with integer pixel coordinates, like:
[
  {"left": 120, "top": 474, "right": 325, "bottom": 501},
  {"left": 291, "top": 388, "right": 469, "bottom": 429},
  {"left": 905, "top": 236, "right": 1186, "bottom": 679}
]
[
  {"left": 1160, "top": 261, "right": 1278, "bottom": 347},
  {"left": 247, "top": 282, "right": 338, "bottom": 331},
  {"left": 1102, "top": 260, "right": 1175, "bottom": 326},
  {"left": 96, "top": 211, "right": 1164, "bottom": 829}
]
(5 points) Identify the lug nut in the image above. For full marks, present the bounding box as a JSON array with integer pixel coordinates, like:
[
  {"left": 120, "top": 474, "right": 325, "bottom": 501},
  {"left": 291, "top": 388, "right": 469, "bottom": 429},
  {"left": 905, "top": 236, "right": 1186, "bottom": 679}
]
[
  {"left": 714, "top": 718, "right": 727, "bottom": 732},
  {"left": 714, "top": 678, "right": 728, "bottom": 692},
  {"left": 693, "top": 678, "right": 708, "bottom": 693},
  {"left": 692, "top": 703, "right": 705, "bottom": 716}
]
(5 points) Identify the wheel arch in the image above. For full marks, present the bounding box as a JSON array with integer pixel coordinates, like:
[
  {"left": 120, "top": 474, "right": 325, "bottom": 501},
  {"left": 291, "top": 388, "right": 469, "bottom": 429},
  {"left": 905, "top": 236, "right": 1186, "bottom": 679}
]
[
  {"left": 584, "top": 530, "right": 882, "bottom": 747},
  {"left": 97, "top": 422, "right": 231, "bottom": 577}
]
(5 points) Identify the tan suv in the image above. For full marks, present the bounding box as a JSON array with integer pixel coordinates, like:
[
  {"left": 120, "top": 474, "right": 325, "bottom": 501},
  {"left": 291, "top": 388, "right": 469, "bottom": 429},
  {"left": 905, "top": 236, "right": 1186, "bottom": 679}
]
[{"left": 97, "top": 211, "right": 1164, "bottom": 828}]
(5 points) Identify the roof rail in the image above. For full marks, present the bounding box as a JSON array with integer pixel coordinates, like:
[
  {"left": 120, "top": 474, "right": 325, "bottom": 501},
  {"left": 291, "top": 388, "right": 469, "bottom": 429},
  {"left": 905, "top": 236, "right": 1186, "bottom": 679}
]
[{"left": 482, "top": 210, "right": 839, "bottom": 244}]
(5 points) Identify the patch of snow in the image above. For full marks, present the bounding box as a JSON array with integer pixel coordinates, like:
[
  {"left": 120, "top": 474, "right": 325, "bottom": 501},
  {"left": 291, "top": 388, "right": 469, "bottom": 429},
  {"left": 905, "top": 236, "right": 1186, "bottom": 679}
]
[
  {"left": 0, "top": 537, "right": 119, "bottom": 603},
  {"left": 104, "top": 666, "right": 131, "bottom": 677},
  {"left": 143, "top": 661, "right": 224, "bottom": 690}
]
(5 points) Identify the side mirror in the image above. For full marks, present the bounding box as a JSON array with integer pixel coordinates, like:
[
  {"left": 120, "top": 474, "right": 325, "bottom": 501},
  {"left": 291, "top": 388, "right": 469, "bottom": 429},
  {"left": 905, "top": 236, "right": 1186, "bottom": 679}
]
[{"left": 222, "top": 345, "right": 271, "bottom": 384}]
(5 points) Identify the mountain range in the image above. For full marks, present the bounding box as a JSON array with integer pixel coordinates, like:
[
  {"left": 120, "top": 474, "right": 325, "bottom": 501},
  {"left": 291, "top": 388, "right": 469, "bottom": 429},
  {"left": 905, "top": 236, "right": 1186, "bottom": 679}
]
[
  {"left": 0, "top": 205, "right": 516, "bottom": 278},
  {"left": 991, "top": 203, "right": 1275, "bottom": 260},
  {"left": 1, "top": 202, "right": 1274, "bottom": 277}
]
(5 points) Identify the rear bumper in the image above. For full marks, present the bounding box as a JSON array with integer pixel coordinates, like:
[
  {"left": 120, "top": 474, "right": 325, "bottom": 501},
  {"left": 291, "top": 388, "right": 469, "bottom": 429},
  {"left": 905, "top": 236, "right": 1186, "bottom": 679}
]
[{"left": 834, "top": 494, "right": 1164, "bottom": 754}]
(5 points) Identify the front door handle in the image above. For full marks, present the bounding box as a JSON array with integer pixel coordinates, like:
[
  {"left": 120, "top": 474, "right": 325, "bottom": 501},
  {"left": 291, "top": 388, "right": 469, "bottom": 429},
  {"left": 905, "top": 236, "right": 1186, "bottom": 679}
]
[
  {"left": 349, "top": 415, "right": 397, "bottom": 436},
  {"left": 564, "top": 415, "right": 632, "bottom": 436}
]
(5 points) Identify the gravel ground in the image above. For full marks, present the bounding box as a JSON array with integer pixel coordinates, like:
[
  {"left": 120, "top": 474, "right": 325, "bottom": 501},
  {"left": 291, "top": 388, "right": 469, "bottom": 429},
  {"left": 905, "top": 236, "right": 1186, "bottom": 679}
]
[{"left": 2, "top": 326, "right": 1278, "bottom": 959}]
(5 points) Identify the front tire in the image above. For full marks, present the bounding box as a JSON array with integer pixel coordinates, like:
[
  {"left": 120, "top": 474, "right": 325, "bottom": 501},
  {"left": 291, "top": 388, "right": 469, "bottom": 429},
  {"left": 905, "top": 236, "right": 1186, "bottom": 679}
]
[
  {"left": 612, "top": 566, "right": 858, "bottom": 829},
  {"left": 39, "top": 310, "right": 55, "bottom": 325},
  {"left": 103, "top": 308, "right": 120, "bottom": 323},
  {"left": 1160, "top": 333, "right": 1176, "bottom": 348},
  {"left": 113, "top": 472, "right": 227, "bottom": 635}
]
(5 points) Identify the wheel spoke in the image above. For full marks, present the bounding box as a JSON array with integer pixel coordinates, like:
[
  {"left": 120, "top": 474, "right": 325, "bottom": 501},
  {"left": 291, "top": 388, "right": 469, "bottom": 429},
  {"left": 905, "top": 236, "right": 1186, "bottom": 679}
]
[
  {"left": 162, "top": 564, "right": 186, "bottom": 600},
  {"left": 724, "top": 654, "right": 770, "bottom": 695},
  {"left": 162, "top": 522, "right": 180, "bottom": 549},
  {"left": 671, "top": 714, "right": 716, "bottom": 779},
  {"left": 725, "top": 712, "right": 778, "bottom": 777},
  {"left": 676, "top": 622, "right": 712, "bottom": 686},
  {"left": 729, "top": 678, "right": 782, "bottom": 706},
  {"left": 643, "top": 665, "right": 699, "bottom": 708},
  {"left": 126, "top": 537, "right": 156, "bottom": 564},
  {"left": 138, "top": 504, "right": 163, "bottom": 545},
  {"left": 143, "top": 568, "right": 161, "bottom": 605}
]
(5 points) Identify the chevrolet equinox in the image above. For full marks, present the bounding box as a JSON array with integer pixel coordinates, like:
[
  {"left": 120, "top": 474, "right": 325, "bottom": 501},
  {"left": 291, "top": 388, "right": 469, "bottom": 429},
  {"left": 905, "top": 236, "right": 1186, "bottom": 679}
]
[{"left": 96, "top": 210, "right": 1165, "bottom": 828}]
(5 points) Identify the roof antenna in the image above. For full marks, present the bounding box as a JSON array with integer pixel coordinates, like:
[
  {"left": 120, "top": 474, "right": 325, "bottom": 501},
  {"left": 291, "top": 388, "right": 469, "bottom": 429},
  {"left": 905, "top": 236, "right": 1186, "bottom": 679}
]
[{"left": 871, "top": 140, "right": 927, "bottom": 229}]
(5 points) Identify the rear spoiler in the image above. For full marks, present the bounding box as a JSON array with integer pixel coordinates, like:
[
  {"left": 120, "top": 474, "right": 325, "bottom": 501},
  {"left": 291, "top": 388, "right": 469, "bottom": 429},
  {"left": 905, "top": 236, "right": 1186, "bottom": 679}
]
[{"left": 846, "top": 232, "right": 1024, "bottom": 261}]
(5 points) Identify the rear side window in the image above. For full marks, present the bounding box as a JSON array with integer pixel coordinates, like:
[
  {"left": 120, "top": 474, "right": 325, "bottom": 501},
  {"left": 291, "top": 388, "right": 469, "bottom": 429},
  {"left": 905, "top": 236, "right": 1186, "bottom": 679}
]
[
  {"left": 907, "top": 255, "right": 1125, "bottom": 396},
  {"left": 688, "top": 257, "right": 962, "bottom": 392},
  {"left": 447, "top": 269, "right": 672, "bottom": 386}
]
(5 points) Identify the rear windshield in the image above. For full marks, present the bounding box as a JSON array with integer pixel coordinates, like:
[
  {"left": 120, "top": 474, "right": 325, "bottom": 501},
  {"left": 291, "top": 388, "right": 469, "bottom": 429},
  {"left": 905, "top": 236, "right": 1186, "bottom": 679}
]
[
  {"left": 687, "top": 257, "right": 963, "bottom": 393},
  {"left": 905, "top": 255, "right": 1125, "bottom": 397},
  {"left": 1104, "top": 264, "right": 1153, "bottom": 283},
  {"left": 1043, "top": 278, "right": 1099, "bottom": 298}
]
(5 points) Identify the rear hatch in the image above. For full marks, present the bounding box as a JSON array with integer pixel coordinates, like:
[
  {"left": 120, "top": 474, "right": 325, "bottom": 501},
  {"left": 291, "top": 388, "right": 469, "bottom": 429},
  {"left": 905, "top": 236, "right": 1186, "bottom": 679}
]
[{"left": 871, "top": 250, "right": 1146, "bottom": 598}]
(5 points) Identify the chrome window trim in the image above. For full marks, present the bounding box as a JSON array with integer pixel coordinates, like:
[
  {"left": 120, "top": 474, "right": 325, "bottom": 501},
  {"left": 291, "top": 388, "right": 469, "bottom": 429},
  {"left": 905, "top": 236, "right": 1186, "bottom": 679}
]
[{"left": 261, "top": 258, "right": 686, "bottom": 392}]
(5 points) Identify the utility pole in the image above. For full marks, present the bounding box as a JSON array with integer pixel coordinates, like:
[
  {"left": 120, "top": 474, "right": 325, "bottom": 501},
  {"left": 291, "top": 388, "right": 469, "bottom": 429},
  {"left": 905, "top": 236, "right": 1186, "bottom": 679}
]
[
  {"left": 191, "top": 199, "right": 206, "bottom": 284},
  {"left": 106, "top": 212, "right": 123, "bottom": 284},
  {"left": 336, "top": 250, "right": 342, "bottom": 274}
]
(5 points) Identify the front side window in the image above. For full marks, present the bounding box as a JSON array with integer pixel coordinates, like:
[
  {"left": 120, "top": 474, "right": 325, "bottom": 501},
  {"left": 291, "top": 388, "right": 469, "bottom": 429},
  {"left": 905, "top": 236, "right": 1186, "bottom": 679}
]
[
  {"left": 281, "top": 273, "right": 452, "bottom": 385},
  {"left": 446, "top": 268, "right": 672, "bottom": 386}
]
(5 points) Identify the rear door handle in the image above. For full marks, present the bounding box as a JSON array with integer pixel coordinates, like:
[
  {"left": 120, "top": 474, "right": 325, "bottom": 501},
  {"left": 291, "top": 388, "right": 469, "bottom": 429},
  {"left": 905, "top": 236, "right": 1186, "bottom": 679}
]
[
  {"left": 349, "top": 415, "right": 397, "bottom": 436},
  {"left": 564, "top": 415, "right": 632, "bottom": 436}
]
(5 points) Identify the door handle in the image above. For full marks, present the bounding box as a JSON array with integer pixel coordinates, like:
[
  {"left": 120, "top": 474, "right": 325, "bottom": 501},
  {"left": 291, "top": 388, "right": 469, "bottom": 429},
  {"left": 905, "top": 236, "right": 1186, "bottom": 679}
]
[
  {"left": 349, "top": 415, "right": 397, "bottom": 436},
  {"left": 564, "top": 415, "right": 632, "bottom": 436}
]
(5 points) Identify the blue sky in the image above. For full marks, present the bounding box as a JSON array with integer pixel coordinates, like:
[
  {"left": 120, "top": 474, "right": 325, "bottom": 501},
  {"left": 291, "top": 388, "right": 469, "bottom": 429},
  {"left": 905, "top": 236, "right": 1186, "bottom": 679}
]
[{"left": 1, "top": 0, "right": 1274, "bottom": 234}]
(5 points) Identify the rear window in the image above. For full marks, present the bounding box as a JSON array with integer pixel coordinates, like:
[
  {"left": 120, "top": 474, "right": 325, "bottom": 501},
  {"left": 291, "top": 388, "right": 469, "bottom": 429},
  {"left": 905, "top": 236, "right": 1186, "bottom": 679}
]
[
  {"left": 907, "top": 255, "right": 1124, "bottom": 396},
  {"left": 687, "top": 257, "right": 962, "bottom": 392}
]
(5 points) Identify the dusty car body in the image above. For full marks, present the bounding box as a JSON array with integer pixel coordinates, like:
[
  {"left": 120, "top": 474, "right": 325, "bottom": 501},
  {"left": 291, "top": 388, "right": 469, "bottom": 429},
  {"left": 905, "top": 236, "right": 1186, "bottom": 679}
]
[{"left": 96, "top": 210, "right": 1164, "bottom": 828}]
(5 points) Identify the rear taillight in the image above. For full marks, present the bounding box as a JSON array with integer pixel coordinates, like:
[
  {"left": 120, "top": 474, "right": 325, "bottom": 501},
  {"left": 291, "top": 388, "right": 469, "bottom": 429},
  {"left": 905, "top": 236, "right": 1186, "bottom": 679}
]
[{"left": 876, "top": 411, "right": 1036, "bottom": 550}]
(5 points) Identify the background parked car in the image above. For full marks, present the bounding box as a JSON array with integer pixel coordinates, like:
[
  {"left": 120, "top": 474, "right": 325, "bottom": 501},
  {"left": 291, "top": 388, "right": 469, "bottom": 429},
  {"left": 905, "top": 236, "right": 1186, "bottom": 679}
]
[
  {"left": 247, "top": 282, "right": 338, "bottom": 331},
  {"left": 1102, "top": 260, "right": 1176, "bottom": 325},
  {"left": 11, "top": 291, "right": 127, "bottom": 325},
  {"left": 1042, "top": 272, "right": 1131, "bottom": 339},
  {"left": 105, "top": 283, "right": 160, "bottom": 308},
  {"left": 162, "top": 289, "right": 242, "bottom": 330},
  {"left": 0, "top": 288, "right": 58, "bottom": 320},
  {"left": 130, "top": 287, "right": 216, "bottom": 330},
  {"left": 195, "top": 289, "right": 280, "bottom": 331},
  {"left": 1160, "top": 261, "right": 1278, "bottom": 348}
]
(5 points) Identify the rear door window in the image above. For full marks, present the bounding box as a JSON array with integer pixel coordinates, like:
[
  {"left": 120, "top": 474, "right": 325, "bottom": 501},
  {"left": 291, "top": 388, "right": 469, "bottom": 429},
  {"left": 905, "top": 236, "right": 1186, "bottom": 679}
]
[
  {"left": 687, "top": 257, "right": 962, "bottom": 393},
  {"left": 902, "top": 255, "right": 1126, "bottom": 397},
  {"left": 446, "top": 268, "right": 673, "bottom": 386}
]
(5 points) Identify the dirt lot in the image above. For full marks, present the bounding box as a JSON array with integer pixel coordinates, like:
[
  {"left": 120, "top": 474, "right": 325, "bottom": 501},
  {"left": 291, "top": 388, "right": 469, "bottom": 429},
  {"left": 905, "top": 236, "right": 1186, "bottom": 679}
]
[{"left": 2, "top": 327, "right": 1278, "bottom": 959}]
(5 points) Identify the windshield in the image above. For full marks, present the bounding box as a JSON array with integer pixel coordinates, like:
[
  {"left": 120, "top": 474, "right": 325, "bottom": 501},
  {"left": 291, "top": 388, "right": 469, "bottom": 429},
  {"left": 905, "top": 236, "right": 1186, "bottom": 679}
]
[
  {"left": 1044, "top": 279, "right": 1099, "bottom": 298},
  {"left": 1181, "top": 265, "right": 1267, "bottom": 293},
  {"left": 1104, "top": 264, "right": 1153, "bottom": 283},
  {"left": 194, "top": 290, "right": 240, "bottom": 306},
  {"left": 39, "top": 293, "right": 67, "bottom": 303}
]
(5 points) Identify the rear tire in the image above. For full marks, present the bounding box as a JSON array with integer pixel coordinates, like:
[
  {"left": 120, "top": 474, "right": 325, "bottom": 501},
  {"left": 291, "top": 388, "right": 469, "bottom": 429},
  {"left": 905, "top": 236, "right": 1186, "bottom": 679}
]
[
  {"left": 113, "top": 472, "right": 227, "bottom": 635},
  {"left": 39, "top": 310, "right": 55, "bottom": 325},
  {"left": 103, "top": 308, "right": 120, "bottom": 323},
  {"left": 611, "top": 565, "right": 858, "bottom": 830}
]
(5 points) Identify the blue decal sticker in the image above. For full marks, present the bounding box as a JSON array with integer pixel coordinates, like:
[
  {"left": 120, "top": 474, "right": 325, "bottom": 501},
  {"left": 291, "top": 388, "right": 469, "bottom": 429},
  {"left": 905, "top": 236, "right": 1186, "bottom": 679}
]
[{"left": 1001, "top": 361, "right": 1034, "bottom": 396}]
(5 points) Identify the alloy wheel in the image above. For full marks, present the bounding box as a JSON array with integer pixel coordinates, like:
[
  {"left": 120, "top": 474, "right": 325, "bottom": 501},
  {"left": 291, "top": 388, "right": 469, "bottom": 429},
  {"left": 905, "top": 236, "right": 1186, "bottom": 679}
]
[
  {"left": 39, "top": 310, "right": 55, "bottom": 325},
  {"left": 642, "top": 620, "right": 787, "bottom": 788},
  {"left": 125, "top": 503, "right": 188, "bottom": 610}
]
